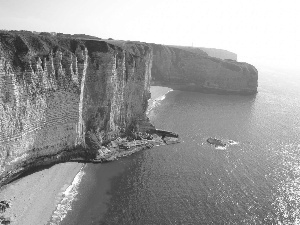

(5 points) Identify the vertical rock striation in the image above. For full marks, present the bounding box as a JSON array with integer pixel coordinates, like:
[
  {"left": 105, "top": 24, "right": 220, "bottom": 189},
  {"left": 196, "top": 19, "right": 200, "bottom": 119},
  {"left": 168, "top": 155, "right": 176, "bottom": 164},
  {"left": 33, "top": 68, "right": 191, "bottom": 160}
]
[
  {"left": 0, "top": 31, "right": 159, "bottom": 186},
  {"left": 0, "top": 30, "right": 258, "bottom": 186},
  {"left": 110, "top": 41, "right": 258, "bottom": 95}
]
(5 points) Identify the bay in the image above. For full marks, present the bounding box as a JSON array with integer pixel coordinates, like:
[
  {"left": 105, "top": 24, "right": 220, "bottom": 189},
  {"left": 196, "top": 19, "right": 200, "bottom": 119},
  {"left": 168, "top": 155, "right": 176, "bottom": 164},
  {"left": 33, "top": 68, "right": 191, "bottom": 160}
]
[{"left": 62, "top": 66, "right": 300, "bottom": 224}]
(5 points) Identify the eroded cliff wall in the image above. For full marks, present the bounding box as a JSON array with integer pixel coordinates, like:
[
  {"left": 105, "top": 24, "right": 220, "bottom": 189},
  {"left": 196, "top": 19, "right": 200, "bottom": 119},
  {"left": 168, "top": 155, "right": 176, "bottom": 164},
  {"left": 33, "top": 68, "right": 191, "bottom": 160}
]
[
  {"left": 0, "top": 31, "right": 258, "bottom": 186},
  {"left": 0, "top": 31, "right": 153, "bottom": 185},
  {"left": 151, "top": 44, "right": 257, "bottom": 94},
  {"left": 108, "top": 41, "right": 258, "bottom": 94}
]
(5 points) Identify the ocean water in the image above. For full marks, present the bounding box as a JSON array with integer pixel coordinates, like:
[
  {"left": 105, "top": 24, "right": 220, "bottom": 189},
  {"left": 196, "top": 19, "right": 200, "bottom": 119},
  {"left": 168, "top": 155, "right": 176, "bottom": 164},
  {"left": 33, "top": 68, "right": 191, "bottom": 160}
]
[{"left": 60, "top": 66, "right": 300, "bottom": 225}]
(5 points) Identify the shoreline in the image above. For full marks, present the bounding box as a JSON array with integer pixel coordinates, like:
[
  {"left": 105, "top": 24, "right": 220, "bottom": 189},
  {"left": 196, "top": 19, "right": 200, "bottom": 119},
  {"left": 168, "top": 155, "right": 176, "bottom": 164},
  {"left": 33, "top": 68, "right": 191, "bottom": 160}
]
[
  {"left": 147, "top": 86, "right": 173, "bottom": 114},
  {"left": 0, "top": 86, "right": 173, "bottom": 225},
  {"left": 0, "top": 162, "right": 84, "bottom": 225}
]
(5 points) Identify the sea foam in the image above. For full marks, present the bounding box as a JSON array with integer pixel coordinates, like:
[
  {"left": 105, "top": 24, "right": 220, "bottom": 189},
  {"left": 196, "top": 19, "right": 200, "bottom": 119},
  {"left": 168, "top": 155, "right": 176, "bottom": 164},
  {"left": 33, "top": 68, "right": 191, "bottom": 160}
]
[
  {"left": 49, "top": 164, "right": 86, "bottom": 224},
  {"left": 147, "top": 89, "right": 173, "bottom": 114}
]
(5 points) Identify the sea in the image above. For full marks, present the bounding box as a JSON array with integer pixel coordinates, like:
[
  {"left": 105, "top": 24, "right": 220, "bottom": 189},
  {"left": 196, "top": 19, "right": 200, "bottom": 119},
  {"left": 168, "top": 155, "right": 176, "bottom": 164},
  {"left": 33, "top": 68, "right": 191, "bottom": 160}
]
[{"left": 56, "top": 65, "right": 300, "bottom": 225}]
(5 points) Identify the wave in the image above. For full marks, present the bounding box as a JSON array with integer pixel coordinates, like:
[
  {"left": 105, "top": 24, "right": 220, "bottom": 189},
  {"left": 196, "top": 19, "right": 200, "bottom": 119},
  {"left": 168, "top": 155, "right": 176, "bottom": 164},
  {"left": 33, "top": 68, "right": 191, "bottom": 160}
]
[
  {"left": 48, "top": 164, "right": 86, "bottom": 224},
  {"left": 147, "top": 89, "right": 173, "bottom": 114},
  {"left": 227, "top": 140, "right": 239, "bottom": 145}
]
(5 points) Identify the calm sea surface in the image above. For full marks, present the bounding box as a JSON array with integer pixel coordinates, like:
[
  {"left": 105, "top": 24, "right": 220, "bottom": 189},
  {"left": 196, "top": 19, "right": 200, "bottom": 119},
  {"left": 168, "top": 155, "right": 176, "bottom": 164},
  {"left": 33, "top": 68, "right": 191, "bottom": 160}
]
[{"left": 61, "top": 66, "right": 300, "bottom": 225}]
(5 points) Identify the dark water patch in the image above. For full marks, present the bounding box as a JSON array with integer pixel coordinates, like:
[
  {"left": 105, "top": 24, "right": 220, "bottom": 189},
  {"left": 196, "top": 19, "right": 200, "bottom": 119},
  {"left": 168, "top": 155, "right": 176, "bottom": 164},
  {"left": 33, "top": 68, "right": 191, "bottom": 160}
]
[
  {"left": 62, "top": 68, "right": 300, "bottom": 224},
  {"left": 60, "top": 158, "right": 134, "bottom": 225}
]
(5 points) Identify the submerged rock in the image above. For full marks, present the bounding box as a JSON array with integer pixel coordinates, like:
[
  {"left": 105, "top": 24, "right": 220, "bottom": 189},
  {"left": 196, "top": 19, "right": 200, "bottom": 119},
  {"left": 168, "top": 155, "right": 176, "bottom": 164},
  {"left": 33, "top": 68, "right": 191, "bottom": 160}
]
[
  {"left": 0, "top": 201, "right": 10, "bottom": 213},
  {"left": 163, "top": 137, "right": 180, "bottom": 145},
  {"left": 0, "top": 216, "right": 11, "bottom": 224},
  {"left": 207, "top": 138, "right": 226, "bottom": 147}
]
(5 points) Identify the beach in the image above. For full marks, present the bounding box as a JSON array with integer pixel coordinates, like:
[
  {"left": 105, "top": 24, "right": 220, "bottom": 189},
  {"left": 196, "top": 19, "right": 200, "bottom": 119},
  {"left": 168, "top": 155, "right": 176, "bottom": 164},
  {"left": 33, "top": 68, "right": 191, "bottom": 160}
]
[
  {"left": 0, "top": 162, "right": 84, "bottom": 225},
  {"left": 0, "top": 86, "right": 172, "bottom": 225}
]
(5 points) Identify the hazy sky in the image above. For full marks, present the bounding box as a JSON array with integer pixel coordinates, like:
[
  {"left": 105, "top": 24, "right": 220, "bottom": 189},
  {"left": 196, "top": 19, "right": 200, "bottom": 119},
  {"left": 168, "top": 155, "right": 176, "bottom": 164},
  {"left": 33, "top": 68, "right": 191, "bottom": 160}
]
[{"left": 0, "top": 0, "right": 299, "bottom": 71}]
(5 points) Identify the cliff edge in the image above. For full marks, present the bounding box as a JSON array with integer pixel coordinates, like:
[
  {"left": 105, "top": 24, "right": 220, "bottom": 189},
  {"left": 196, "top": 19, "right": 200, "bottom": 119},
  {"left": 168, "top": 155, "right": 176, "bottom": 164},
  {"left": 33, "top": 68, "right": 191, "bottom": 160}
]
[
  {"left": 0, "top": 30, "right": 258, "bottom": 186},
  {"left": 170, "top": 46, "right": 237, "bottom": 60},
  {"left": 110, "top": 41, "right": 258, "bottom": 95},
  {"left": 0, "top": 31, "right": 178, "bottom": 186}
]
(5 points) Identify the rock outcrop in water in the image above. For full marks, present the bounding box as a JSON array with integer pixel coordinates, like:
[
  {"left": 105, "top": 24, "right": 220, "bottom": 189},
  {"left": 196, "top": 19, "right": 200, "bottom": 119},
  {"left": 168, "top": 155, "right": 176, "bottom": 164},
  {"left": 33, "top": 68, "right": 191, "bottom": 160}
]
[
  {"left": 207, "top": 138, "right": 226, "bottom": 147},
  {"left": 0, "top": 31, "right": 179, "bottom": 186}
]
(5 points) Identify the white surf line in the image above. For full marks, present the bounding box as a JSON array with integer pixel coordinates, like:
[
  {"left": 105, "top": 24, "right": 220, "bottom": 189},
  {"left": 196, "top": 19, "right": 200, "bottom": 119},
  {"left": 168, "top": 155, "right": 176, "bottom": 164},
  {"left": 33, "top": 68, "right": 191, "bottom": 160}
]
[
  {"left": 215, "top": 145, "right": 227, "bottom": 150},
  {"left": 48, "top": 164, "right": 86, "bottom": 225},
  {"left": 227, "top": 140, "right": 239, "bottom": 145},
  {"left": 147, "top": 89, "right": 173, "bottom": 114},
  {"left": 214, "top": 139, "right": 239, "bottom": 150}
]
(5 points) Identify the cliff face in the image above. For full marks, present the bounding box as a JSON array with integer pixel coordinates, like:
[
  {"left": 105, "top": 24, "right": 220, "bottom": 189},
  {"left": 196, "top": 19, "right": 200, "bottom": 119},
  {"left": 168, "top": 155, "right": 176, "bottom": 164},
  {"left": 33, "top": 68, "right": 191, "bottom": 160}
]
[
  {"left": 198, "top": 47, "right": 237, "bottom": 60},
  {"left": 108, "top": 41, "right": 258, "bottom": 94},
  {"left": 151, "top": 44, "right": 258, "bottom": 94},
  {"left": 0, "top": 31, "right": 258, "bottom": 186},
  {"left": 0, "top": 31, "right": 154, "bottom": 185},
  {"left": 170, "top": 46, "right": 237, "bottom": 60}
]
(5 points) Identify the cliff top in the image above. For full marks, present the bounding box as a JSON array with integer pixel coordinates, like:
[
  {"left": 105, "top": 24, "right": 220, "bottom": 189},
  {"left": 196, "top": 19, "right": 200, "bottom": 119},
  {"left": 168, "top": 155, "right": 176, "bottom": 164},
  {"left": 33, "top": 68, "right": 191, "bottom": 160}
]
[
  {"left": 0, "top": 30, "right": 150, "bottom": 71},
  {"left": 0, "top": 30, "right": 257, "bottom": 79},
  {"left": 0, "top": 30, "right": 242, "bottom": 69}
]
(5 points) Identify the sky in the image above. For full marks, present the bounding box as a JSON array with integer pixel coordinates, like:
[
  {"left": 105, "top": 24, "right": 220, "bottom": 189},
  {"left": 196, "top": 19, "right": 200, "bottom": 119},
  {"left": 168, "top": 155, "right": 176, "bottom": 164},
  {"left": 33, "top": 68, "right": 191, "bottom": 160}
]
[{"left": 0, "top": 0, "right": 299, "bottom": 72}]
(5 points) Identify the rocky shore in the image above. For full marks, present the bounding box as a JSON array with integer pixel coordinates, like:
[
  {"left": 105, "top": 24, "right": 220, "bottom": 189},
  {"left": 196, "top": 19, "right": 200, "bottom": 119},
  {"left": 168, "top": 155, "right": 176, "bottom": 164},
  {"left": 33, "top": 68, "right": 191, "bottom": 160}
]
[
  {"left": 72, "top": 129, "right": 180, "bottom": 163},
  {"left": 0, "top": 86, "right": 176, "bottom": 225},
  {"left": 0, "top": 29, "right": 257, "bottom": 224}
]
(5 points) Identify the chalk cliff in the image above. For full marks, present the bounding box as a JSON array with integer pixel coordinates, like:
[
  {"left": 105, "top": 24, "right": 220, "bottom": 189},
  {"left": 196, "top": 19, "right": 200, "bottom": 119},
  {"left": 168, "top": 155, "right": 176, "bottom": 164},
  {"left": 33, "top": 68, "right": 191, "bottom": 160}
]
[
  {"left": 109, "top": 41, "right": 258, "bottom": 94},
  {"left": 0, "top": 31, "right": 258, "bottom": 186},
  {"left": 151, "top": 44, "right": 258, "bottom": 94},
  {"left": 198, "top": 47, "right": 237, "bottom": 60},
  {"left": 170, "top": 46, "right": 237, "bottom": 60},
  {"left": 0, "top": 31, "right": 179, "bottom": 186}
]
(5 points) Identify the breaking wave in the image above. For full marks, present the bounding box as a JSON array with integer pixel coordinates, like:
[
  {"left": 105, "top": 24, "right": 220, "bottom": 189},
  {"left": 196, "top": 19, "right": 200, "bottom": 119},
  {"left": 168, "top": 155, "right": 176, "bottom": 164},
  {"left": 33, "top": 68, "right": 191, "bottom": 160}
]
[
  {"left": 147, "top": 89, "right": 173, "bottom": 114},
  {"left": 48, "top": 164, "right": 86, "bottom": 225}
]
